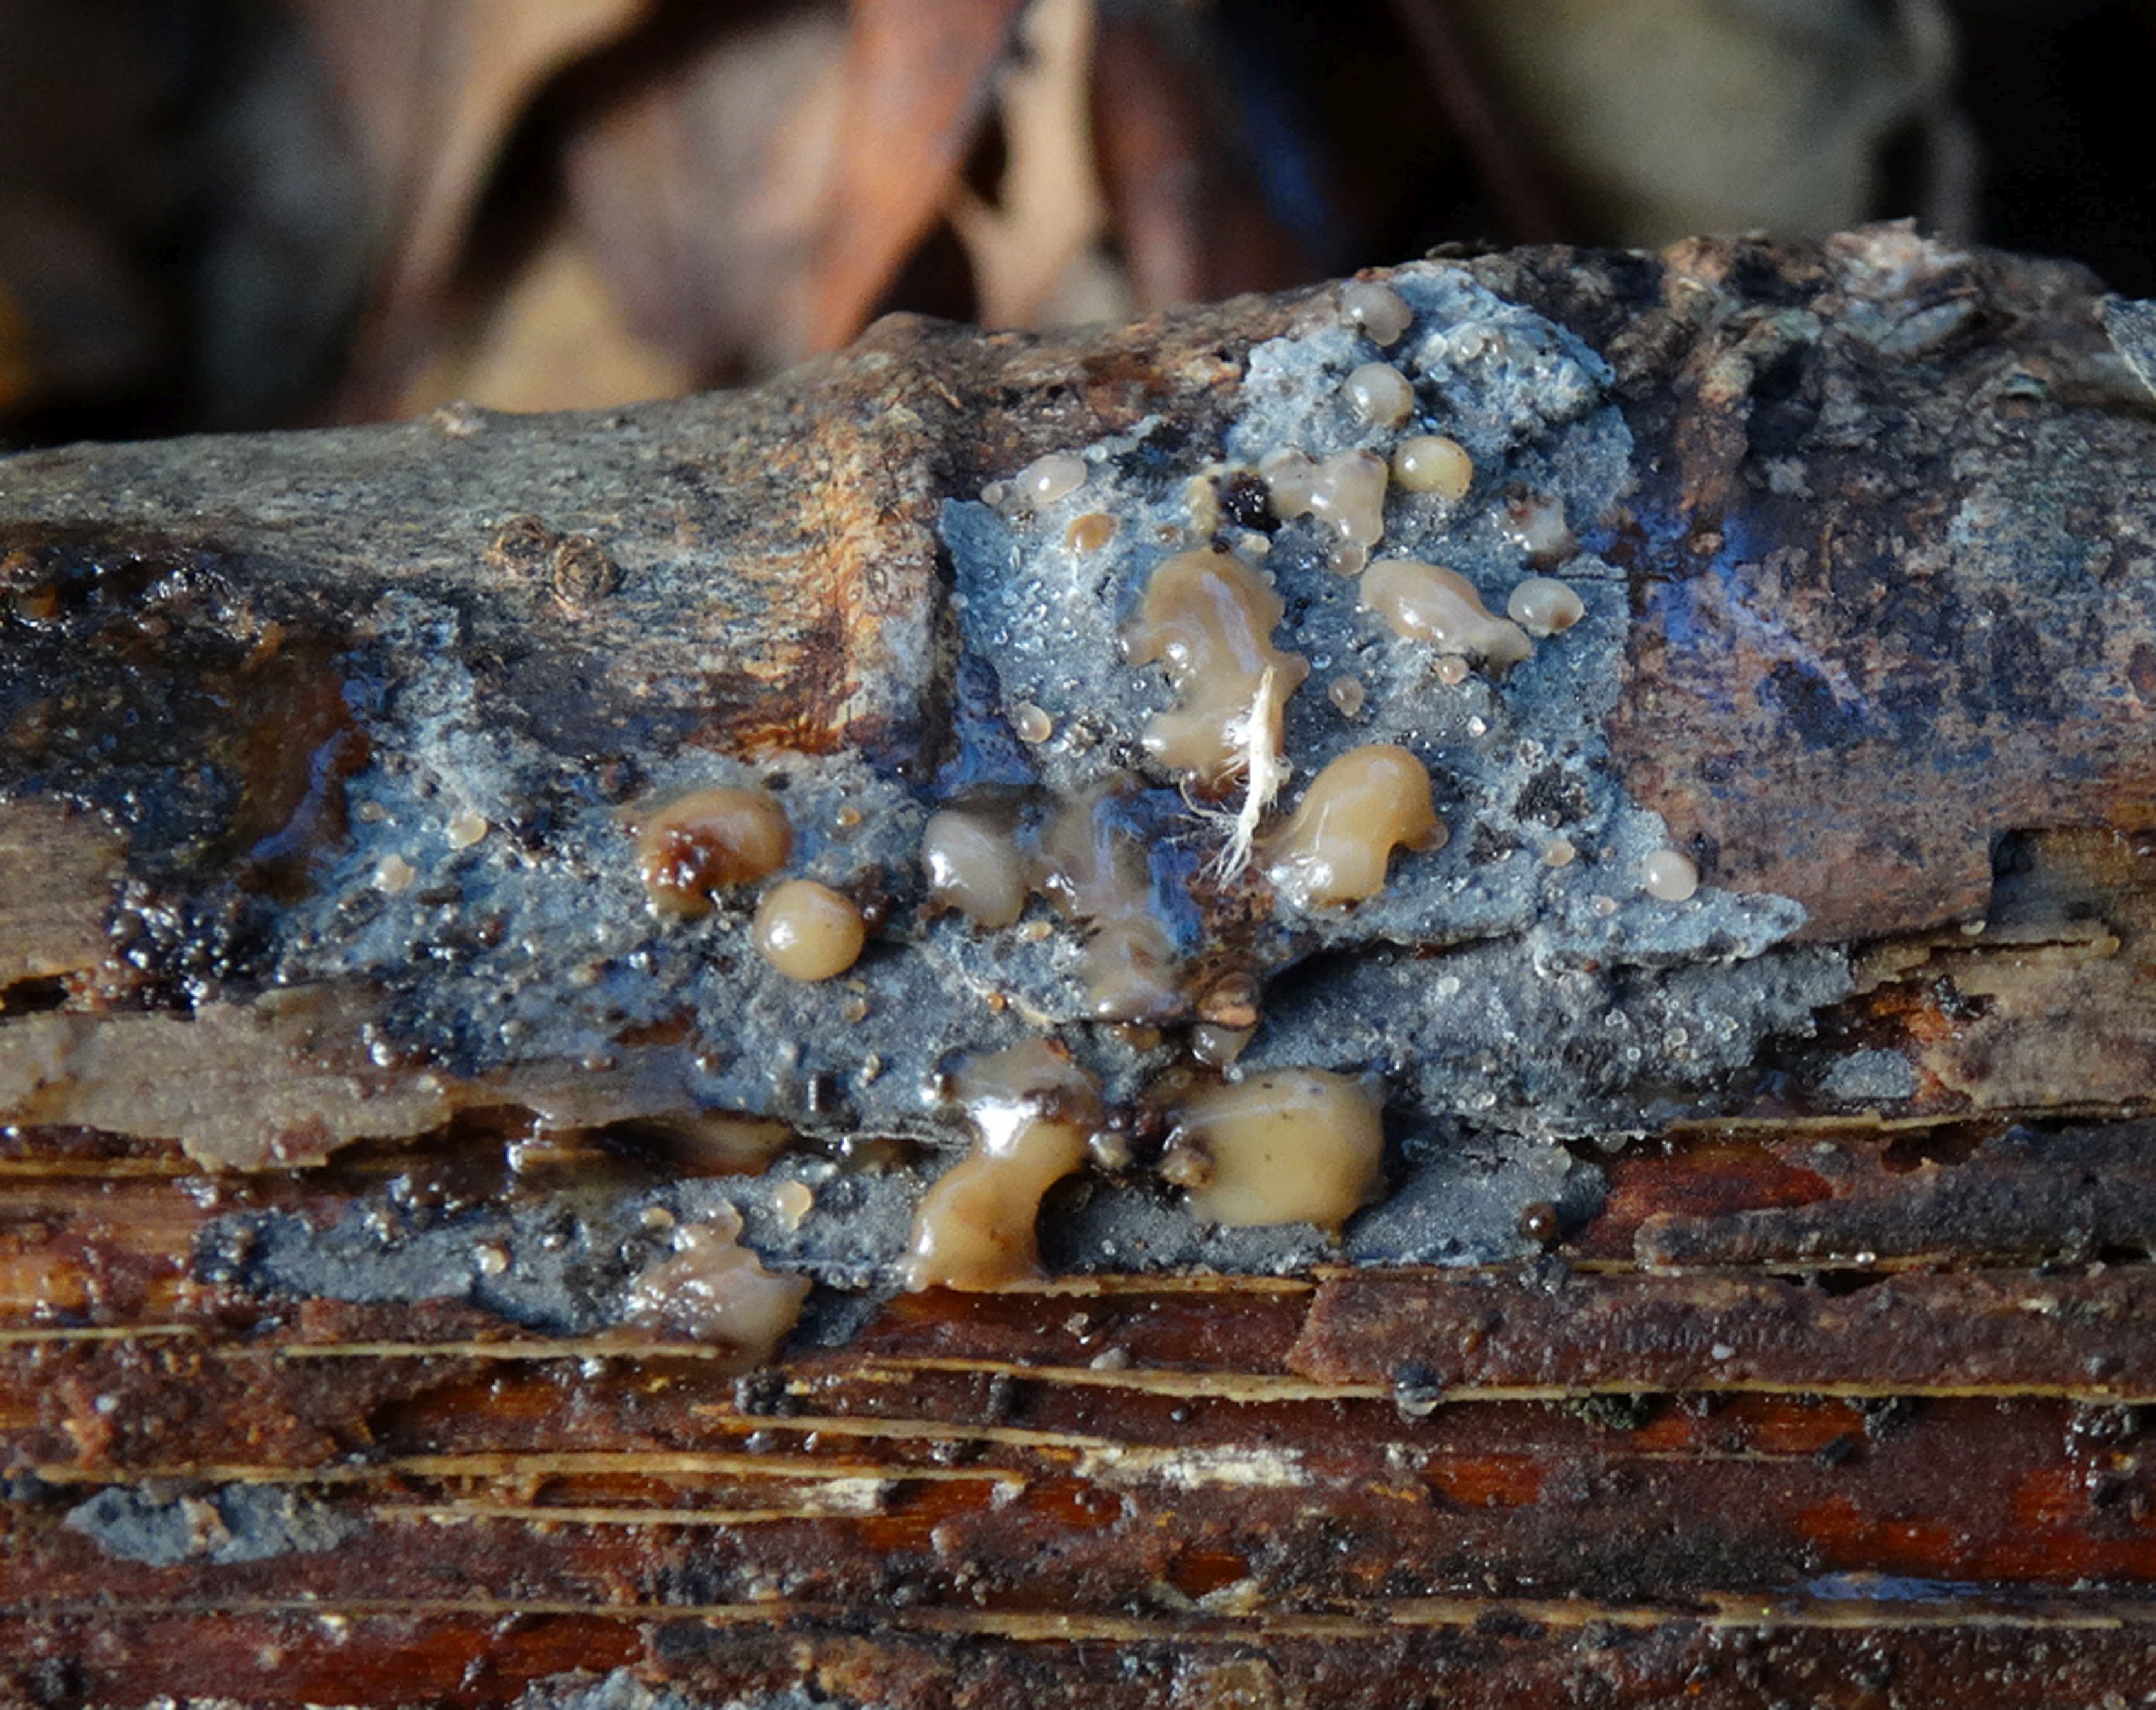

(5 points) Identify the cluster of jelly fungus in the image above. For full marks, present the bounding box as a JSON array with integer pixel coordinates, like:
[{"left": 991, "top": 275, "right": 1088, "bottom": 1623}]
[
  {"left": 1361, "top": 558, "right": 1532, "bottom": 670},
  {"left": 903, "top": 1038, "right": 1105, "bottom": 1291},
  {"left": 920, "top": 805, "right": 1027, "bottom": 930},
  {"left": 1122, "top": 547, "right": 1309, "bottom": 795},
  {"left": 623, "top": 1204, "right": 810, "bottom": 1369},
  {"left": 1506, "top": 575, "right": 1586, "bottom": 638},
  {"left": 633, "top": 787, "right": 793, "bottom": 918},
  {"left": 1163, "top": 1068, "right": 1385, "bottom": 1232},
  {"left": 1037, "top": 781, "right": 1182, "bottom": 1022},
  {"left": 752, "top": 878, "right": 867, "bottom": 981},
  {"left": 1265, "top": 744, "right": 1444, "bottom": 908}
]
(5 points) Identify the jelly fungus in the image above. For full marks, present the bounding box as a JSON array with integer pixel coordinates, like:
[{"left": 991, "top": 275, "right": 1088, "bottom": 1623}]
[
  {"left": 635, "top": 788, "right": 792, "bottom": 918},
  {"left": 1345, "top": 362, "right": 1414, "bottom": 428},
  {"left": 1012, "top": 702, "right": 1054, "bottom": 744},
  {"left": 752, "top": 879, "right": 867, "bottom": 981},
  {"left": 1640, "top": 848, "right": 1700, "bottom": 903},
  {"left": 1163, "top": 1068, "right": 1385, "bottom": 1232},
  {"left": 903, "top": 1040, "right": 1105, "bottom": 1290},
  {"left": 1037, "top": 784, "right": 1183, "bottom": 1022},
  {"left": 1506, "top": 576, "right": 1586, "bottom": 638},
  {"left": 1502, "top": 490, "right": 1578, "bottom": 566},
  {"left": 623, "top": 1205, "right": 809, "bottom": 1366},
  {"left": 1265, "top": 744, "right": 1444, "bottom": 908},
  {"left": 1261, "top": 448, "right": 1388, "bottom": 556},
  {"left": 921, "top": 807, "right": 1027, "bottom": 930},
  {"left": 1013, "top": 451, "right": 1088, "bottom": 507},
  {"left": 1361, "top": 558, "right": 1533, "bottom": 669},
  {"left": 1066, "top": 511, "right": 1117, "bottom": 554},
  {"left": 1123, "top": 548, "right": 1308, "bottom": 793},
  {"left": 1390, "top": 434, "right": 1473, "bottom": 501},
  {"left": 1339, "top": 279, "right": 1413, "bottom": 346}
]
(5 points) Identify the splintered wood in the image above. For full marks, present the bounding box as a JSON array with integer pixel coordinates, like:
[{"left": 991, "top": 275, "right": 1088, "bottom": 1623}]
[{"left": 4, "top": 227, "right": 2156, "bottom": 1707}]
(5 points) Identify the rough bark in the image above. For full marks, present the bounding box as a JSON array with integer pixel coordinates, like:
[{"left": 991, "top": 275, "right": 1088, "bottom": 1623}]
[{"left": 3, "top": 225, "right": 2156, "bottom": 1707}]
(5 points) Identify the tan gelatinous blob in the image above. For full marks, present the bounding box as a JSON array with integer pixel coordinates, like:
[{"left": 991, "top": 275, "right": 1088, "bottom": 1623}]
[
  {"left": 1506, "top": 575, "right": 1586, "bottom": 637},
  {"left": 1261, "top": 447, "right": 1388, "bottom": 555},
  {"left": 1502, "top": 490, "right": 1578, "bottom": 566},
  {"left": 1307, "top": 449, "right": 1388, "bottom": 553},
  {"left": 1641, "top": 847, "right": 1700, "bottom": 902},
  {"left": 1264, "top": 743, "right": 1445, "bottom": 908},
  {"left": 1190, "top": 1021, "right": 1255, "bottom": 1068},
  {"left": 1122, "top": 548, "right": 1309, "bottom": 793},
  {"left": 1345, "top": 362, "right": 1413, "bottom": 427},
  {"left": 1065, "top": 510, "right": 1117, "bottom": 554},
  {"left": 1360, "top": 558, "right": 1532, "bottom": 668},
  {"left": 1011, "top": 451, "right": 1088, "bottom": 507},
  {"left": 921, "top": 806, "right": 1027, "bottom": 930},
  {"left": 772, "top": 1179, "right": 816, "bottom": 1231},
  {"left": 1036, "top": 781, "right": 1182, "bottom": 1021},
  {"left": 623, "top": 1204, "right": 810, "bottom": 1369},
  {"left": 903, "top": 1038, "right": 1105, "bottom": 1290},
  {"left": 1163, "top": 1067, "right": 1385, "bottom": 1232},
  {"left": 1338, "top": 278, "right": 1413, "bottom": 346},
  {"left": 1391, "top": 434, "right": 1473, "bottom": 500},
  {"left": 752, "top": 879, "right": 867, "bottom": 981},
  {"left": 606, "top": 1111, "right": 795, "bottom": 1176},
  {"left": 633, "top": 787, "right": 792, "bottom": 918}
]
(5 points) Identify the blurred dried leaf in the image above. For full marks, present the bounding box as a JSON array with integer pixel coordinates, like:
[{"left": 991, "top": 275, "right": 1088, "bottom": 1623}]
[
  {"left": 948, "top": 0, "right": 1120, "bottom": 329},
  {"left": 294, "top": 0, "right": 650, "bottom": 406},
  {"left": 563, "top": 4, "right": 853, "bottom": 381},
  {"left": 804, "top": 0, "right": 1025, "bottom": 351},
  {"left": 1454, "top": 0, "right": 1933, "bottom": 244},
  {"left": 398, "top": 227, "right": 692, "bottom": 415},
  {"left": 1090, "top": 11, "right": 1314, "bottom": 312}
]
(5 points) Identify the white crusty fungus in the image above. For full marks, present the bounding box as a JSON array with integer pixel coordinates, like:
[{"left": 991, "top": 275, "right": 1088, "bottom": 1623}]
[
  {"left": 623, "top": 1205, "right": 810, "bottom": 1368},
  {"left": 1361, "top": 558, "right": 1533, "bottom": 669},
  {"left": 1641, "top": 847, "right": 1700, "bottom": 903},
  {"left": 633, "top": 787, "right": 793, "bottom": 918},
  {"left": 921, "top": 806, "right": 1027, "bottom": 930},
  {"left": 1345, "top": 362, "right": 1414, "bottom": 428},
  {"left": 1506, "top": 575, "right": 1586, "bottom": 638},
  {"left": 1390, "top": 434, "right": 1473, "bottom": 501},
  {"left": 1123, "top": 548, "right": 1309, "bottom": 793},
  {"left": 1162, "top": 1068, "right": 1385, "bottom": 1232},
  {"left": 903, "top": 1038, "right": 1105, "bottom": 1291},
  {"left": 752, "top": 879, "right": 867, "bottom": 981},
  {"left": 1265, "top": 743, "right": 1444, "bottom": 908},
  {"left": 1338, "top": 278, "right": 1413, "bottom": 346}
]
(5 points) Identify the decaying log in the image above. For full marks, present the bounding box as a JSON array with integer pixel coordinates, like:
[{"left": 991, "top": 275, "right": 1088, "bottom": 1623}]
[{"left": 4, "top": 225, "right": 2156, "bottom": 1707}]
